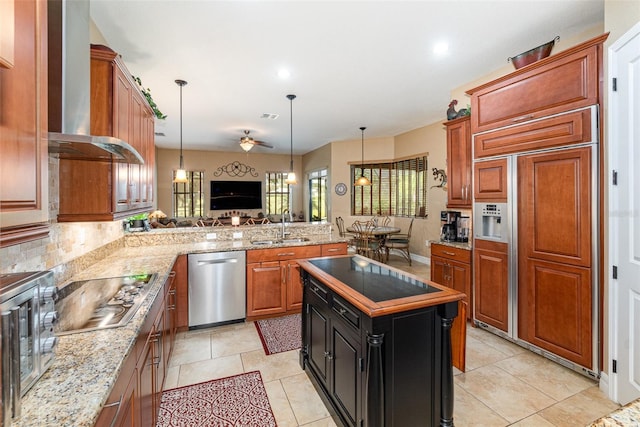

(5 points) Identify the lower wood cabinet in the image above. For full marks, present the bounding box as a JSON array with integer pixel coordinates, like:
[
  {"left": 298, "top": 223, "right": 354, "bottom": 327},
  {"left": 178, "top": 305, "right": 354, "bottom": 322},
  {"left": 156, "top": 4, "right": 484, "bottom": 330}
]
[
  {"left": 430, "top": 243, "right": 472, "bottom": 319},
  {"left": 246, "top": 243, "right": 346, "bottom": 320},
  {"left": 172, "top": 254, "right": 188, "bottom": 332},
  {"left": 95, "top": 272, "right": 177, "bottom": 427},
  {"left": 473, "top": 239, "right": 509, "bottom": 333}
]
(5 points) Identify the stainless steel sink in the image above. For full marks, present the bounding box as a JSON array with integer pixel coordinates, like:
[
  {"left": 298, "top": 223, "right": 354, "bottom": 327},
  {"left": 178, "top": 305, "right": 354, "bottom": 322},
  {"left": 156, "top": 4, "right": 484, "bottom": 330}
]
[
  {"left": 250, "top": 240, "right": 277, "bottom": 245},
  {"left": 280, "top": 237, "right": 310, "bottom": 243}
]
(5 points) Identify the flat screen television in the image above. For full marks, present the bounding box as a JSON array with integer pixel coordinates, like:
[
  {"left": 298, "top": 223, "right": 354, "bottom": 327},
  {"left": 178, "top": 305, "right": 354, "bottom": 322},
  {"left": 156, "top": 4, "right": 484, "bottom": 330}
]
[{"left": 210, "top": 180, "right": 262, "bottom": 210}]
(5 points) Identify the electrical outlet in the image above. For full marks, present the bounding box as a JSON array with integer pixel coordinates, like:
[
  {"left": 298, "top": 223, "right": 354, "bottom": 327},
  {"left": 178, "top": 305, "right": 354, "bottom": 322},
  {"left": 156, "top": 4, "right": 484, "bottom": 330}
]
[
  {"left": 206, "top": 233, "right": 217, "bottom": 240},
  {"left": 233, "top": 232, "right": 243, "bottom": 239},
  {"left": 233, "top": 240, "right": 243, "bottom": 248},
  {"left": 426, "top": 240, "right": 430, "bottom": 247}
]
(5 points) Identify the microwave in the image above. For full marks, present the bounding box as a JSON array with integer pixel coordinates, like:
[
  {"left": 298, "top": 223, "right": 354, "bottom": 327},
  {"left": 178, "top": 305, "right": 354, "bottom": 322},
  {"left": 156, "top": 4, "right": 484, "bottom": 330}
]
[{"left": 0, "top": 271, "right": 58, "bottom": 426}]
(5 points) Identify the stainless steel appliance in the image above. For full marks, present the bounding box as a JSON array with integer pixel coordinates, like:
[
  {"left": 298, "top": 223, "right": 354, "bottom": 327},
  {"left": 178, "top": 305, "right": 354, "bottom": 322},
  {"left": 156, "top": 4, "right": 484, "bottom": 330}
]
[
  {"left": 472, "top": 105, "right": 599, "bottom": 377},
  {"left": 0, "top": 271, "right": 58, "bottom": 426},
  {"left": 188, "top": 252, "right": 246, "bottom": 328},
  {"left": 440, "top": 211, "right": 461, "bottom": 242},
  {"left": 54, "top": 274, "right": 156, "bottom": 335},
  {"left": 457, "top": 216, "right": 471, "bottom": 243}
]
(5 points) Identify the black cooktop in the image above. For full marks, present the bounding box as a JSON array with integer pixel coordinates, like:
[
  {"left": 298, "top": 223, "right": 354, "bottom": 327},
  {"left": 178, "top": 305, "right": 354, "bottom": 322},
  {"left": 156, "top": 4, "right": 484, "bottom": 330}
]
[{"left": 307, "top": 256, "right": 439, "bottom": 302}]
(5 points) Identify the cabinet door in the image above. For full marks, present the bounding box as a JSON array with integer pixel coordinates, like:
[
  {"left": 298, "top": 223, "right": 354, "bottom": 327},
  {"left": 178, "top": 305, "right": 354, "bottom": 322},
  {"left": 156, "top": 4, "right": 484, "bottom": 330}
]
[
  {"left": 0, "top": 0, "right": 14, "bottom": 69},
  {"left": 474, "top": 158, "right": 508, "bottom": 202},
  {"left": 285, "top": 260, "right": 304, "bottom": 312},
  {"left": 138, "top": 334, "right": 154, "bottom": 427},
  {"left": 308, "top": 303, "right": 330, "bottom": 387},
  {"left": 445, "top": 116, "right": 472, "bottom": 208},
  {"left": 164, "top": 273, "right": 177, "bottom": 372},
  {"left": 330, "top": 323, "right": 361, "bottom": 427},
  {"left": 450, "top": 259, "right": 471, "bottom": 306},
  {"left": 430, "top": 255, "right": 448, "bottom": 286},
  {"left": 246, "top": 262, "right": 286, "bottom": 318},
  {"left": 0, "top": 0, "right": 49, "bottom": 246},
  {"left": 473, "top": 239, "right": 509, "bottom": 332},
  {"left": 172, "top": 254, "right": 189, "bottom": 331}
]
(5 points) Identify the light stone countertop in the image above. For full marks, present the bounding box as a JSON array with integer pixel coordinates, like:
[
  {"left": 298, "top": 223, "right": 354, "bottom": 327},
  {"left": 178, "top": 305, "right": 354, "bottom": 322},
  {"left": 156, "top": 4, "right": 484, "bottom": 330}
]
[
  {"left": 429, "top": 239, "right": 473, "bottom": 251},
  {"left": 13, "top": 233, "right": 344, "bottom": 427}
]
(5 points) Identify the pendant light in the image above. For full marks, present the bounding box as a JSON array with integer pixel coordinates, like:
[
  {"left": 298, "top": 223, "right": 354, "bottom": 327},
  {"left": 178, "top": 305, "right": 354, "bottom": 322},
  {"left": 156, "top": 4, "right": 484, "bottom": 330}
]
[
  {"left": 173, "top": 79, "right": 188, "bottom": 183},
  {"left": 284, "top": 94, "right": 297, "bottom": 185},
  {"left": 354, "top": 126, "right": 371, "bottom": 186}
]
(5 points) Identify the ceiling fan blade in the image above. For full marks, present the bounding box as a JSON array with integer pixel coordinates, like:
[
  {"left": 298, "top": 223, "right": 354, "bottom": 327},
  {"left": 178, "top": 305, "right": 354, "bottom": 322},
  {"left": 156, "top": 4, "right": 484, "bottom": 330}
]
[{"left": 253, "top": 140, "right": 273, "bottom": 149}]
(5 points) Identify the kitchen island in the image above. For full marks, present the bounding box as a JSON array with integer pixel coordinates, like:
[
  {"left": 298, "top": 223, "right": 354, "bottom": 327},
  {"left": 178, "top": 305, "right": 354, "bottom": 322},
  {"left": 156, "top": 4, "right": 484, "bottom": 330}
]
[{"left": 298, "top": 255, "right": 465, "bottom": 427}]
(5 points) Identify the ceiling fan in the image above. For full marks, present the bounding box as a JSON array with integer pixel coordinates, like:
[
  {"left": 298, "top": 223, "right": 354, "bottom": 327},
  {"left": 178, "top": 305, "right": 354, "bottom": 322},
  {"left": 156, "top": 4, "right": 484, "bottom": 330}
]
[{"left": 238, "top": 130, "right": 273, "bottom": 152}]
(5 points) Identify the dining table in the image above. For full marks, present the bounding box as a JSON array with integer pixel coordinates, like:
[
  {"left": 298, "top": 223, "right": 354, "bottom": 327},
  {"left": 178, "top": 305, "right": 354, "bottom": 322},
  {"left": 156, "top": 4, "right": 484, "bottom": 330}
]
[{"left": 346, "top": 225, "right": 401, "bottom": 262}]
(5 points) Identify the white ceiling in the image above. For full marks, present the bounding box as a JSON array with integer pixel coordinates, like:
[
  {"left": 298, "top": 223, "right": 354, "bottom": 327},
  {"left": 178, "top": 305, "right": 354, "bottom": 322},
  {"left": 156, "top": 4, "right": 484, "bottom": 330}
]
[{"left": 90, "top": 0, "right": 604, "bottom": 155}]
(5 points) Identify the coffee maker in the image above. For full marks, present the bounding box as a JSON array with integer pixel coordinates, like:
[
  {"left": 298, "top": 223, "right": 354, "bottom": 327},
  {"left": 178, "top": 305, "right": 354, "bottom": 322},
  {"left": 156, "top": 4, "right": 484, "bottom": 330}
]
[{"left": 440, "top": 211, "right": 461, "bottom": 242}]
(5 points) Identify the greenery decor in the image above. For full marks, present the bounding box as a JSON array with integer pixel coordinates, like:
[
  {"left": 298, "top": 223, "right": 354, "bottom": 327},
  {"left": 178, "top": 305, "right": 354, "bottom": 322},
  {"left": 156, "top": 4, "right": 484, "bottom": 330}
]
[{"left": 133, "top": 76, "right": 167, "bottom": 120}]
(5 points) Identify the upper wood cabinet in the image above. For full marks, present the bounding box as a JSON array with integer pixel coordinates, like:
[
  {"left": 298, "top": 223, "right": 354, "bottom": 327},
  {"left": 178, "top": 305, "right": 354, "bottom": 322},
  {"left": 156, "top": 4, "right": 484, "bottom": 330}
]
[
  {"left": 467, "top": 34, "right": 607, "bottom": 134},
  {"left": 474, "top": 158, "right": 508, "bottom": 203},
  {"left": 0, "top": 0, "right": 49, "bottom": 247},
  {"left": 444, "top": 116, "right": 472, "bottom": 208},
  {"left": 0, "top": 0, "right": 15, "bottom": 68},
  {"left": 58, "top": 45, "right": 155, "bottom": 222}
]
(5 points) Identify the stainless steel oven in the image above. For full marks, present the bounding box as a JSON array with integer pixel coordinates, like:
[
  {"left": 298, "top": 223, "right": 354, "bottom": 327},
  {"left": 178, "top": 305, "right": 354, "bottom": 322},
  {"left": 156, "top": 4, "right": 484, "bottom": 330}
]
[{"left": 0, "top": 271, "right": 58, "bottom": 426}]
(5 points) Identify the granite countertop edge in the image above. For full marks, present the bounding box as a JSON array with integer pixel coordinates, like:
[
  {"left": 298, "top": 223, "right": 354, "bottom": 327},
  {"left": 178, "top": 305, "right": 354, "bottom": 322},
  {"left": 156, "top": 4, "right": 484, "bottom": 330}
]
[{"left": 14, "top": 235, "right": 345, "bottom": 427}]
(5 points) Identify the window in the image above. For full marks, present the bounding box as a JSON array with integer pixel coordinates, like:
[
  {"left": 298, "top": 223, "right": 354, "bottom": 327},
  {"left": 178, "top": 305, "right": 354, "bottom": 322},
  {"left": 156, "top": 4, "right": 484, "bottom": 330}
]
[
  {"left": 265, "top": 172, "right": 291, "bottom": 215},
  {"left": 308, "top": 169, "right": 328, "bottom": 222},
  {"left": 351, "top": 155, "right": 428, "bottom": 217},
  {"left": 172, "top": 171, "right": 204, "bottom": 218}
]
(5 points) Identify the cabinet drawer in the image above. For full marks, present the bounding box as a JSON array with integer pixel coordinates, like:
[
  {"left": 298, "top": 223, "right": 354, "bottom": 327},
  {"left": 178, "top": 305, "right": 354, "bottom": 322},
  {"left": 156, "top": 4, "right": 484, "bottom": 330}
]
[
  {"left": 309, "top": 278, "right": 329, "bottom": 304},
  {"left": 321, "top": 242, "right": 348, "bottom": 256},
  {"left": 247, "top": 244, "right": 322, "bottom": 263},
  {"left": 332, "top": 295, "right": 360, "bottom": 332},
  {"left": 473, "top": 108, "right": 593, "bottom": 158},
  {"left": 431, "top": 244, "right": 471, "bottom": 263}
]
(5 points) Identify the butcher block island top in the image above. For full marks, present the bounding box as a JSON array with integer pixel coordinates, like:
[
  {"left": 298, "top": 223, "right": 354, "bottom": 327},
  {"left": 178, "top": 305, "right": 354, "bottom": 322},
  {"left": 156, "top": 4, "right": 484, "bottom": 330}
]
[{"left": 297, "top": 254, "right": 464, "bottom": 317}]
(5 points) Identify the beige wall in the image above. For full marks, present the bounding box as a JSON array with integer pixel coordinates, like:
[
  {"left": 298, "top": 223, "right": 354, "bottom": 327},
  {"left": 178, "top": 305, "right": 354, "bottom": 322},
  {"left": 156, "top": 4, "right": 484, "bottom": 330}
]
[{"left": 156, "top": 148, "right": 304, "bottom": 218}]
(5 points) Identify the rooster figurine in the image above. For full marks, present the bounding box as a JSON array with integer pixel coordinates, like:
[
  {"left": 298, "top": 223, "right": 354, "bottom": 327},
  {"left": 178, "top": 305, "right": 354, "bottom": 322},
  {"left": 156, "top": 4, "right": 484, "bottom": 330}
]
[{"left": 446, "top": 99, "right": 469, "bottom": 120}]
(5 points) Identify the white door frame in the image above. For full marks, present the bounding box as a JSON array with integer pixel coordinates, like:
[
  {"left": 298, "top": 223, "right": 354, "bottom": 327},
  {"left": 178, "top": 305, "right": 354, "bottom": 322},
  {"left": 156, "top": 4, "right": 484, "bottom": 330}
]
[{"left": 607, "top": 19, "right": 640, "bottom": 405}]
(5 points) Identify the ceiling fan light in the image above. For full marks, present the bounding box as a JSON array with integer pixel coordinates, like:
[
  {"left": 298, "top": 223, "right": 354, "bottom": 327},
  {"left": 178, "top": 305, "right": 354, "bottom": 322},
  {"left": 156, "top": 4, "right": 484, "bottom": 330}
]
[
  {"left": 173, "top": 168, "right": 188, "bottom": 183},
  {"left": 239, "top": 141, "right": 254, "bottom": 152}
]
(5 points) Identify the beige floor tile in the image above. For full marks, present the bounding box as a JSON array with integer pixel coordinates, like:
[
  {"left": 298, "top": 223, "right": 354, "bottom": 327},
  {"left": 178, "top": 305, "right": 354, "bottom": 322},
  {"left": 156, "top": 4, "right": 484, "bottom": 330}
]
[
  {"left": 163, "top": 365, "right": 179, "bottom": 390},
  {"left": 453, "top": 384, "right": 509, "bottom": 426},
  {"left": 467, "top": 326, "right": 527, "bottom": 357},
  {"left": 264, "top": 379, "right": 299, "bottom": 427},
  {"left": 509, "top": 413, "right": 556, "bottom": 426},
  {"left": 495, "top": 352, "right": 596, "bottom": 401},
  {"left": 210, "top": 322, "right": 263, "bottom": 357},
  {"left": 300, "top": 417, "right": 338, "bottom": 426},
  {"left": 241, "top": 348, "right": 302, "bottom": 382},
  {"left": 281, "top": 373, "right": 331, "bottom": 425},
  {"left": 176, "top": 354, "right": 244, "bottom": 387},
  {"left": 168, "top": 331, "right": 212, "bottom": 367},
  {"left": 538, "top": 386, "right": 621, "bottom": 426},
  {"left": 456, "top": 364, "right": 556, "bottom": 422},
  {"left": 465, "top": 334, "right": 514, "bottom": 371}
]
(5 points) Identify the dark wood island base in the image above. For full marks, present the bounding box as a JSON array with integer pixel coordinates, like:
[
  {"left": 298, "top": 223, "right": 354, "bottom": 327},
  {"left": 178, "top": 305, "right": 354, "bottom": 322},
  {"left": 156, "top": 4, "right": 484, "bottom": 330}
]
[{"left": 297, "top": 255, "right": 464, "bottom": 427}]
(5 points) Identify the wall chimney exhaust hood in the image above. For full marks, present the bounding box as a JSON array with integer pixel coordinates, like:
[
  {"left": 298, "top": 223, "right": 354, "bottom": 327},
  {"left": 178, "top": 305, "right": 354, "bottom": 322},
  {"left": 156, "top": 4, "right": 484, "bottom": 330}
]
[{"left": 47, "top": 0, "right": 143, "bottom": 165}]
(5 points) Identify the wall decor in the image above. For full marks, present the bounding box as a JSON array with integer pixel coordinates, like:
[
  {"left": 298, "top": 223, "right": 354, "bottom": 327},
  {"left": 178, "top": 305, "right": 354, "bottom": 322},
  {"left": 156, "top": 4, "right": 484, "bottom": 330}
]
[
  {"left": 213, "top": 161, "right": 258, "bottom": 178},
  {"left": 431, "top": 167, "right": 447, "bottom": 188},
  {"left": 334, "top": 182, "right": 347, "bottom": 196}
]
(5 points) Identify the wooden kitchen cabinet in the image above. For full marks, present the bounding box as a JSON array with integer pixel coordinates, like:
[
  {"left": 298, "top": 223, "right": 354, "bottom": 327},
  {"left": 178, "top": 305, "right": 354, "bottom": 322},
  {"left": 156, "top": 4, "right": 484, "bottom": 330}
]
[
  {"left": 430, "top": 243, "right": 472, "bottom": 318},
  {"left": 94, "top": 350, "right": 138, "bottom": 427},
  {"left": 58, "top": 45, "right": 155, "bottom": 222},
  {"left": 246, "top": 243, "right": 346, "bottom": 320},
  {"left": 0, "top": 0, "right": 14, "bottom": 69},
  {"left": 0, "top": 0, "right": 49, "bottom": 247},
  {"left": 473, "top": 239, "right": 509, "bottom": 333},
  {"left": 444, "top": 115, "right": 472, "bottom": 208},
  {"left": 474, "top": 158, "right": 508, "bottom": 202},
  {"left": 172, "top": 254, "right": 189, "bottom": 332},
  {"left": 467, "top": 33, "right": 607, "bottom": 134}
]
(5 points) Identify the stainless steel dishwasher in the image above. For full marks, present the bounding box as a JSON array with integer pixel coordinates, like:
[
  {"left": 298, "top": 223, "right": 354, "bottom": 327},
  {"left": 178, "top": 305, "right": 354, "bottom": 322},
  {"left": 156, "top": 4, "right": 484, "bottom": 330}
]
[{"left": 188, "top": 251, "right": 246, "bottom": 328}]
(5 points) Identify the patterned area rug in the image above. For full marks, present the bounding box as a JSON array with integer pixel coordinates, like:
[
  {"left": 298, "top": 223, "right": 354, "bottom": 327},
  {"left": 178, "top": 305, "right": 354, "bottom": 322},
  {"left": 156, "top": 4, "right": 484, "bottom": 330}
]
[
  {"left": 255, "top": 313, "right": 301, "bottom": 355},
  {"left": 157, "top": 371, "right": 277, "bottom": 427}
]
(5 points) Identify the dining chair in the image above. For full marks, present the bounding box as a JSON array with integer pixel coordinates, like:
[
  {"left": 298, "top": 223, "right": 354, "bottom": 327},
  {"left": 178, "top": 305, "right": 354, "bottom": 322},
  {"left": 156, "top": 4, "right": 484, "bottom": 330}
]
[
  {"left": 372, "top": 215, "right": 391, "bottom": 227},
  {"left": 335, "top": 216, "right": 356, "bottom": 249},
  {"left": 352, "top": 220, "right": 383, "bottom": 261},
  {"left": 384, "top": 217, "right": 414, "bottom": 265}
]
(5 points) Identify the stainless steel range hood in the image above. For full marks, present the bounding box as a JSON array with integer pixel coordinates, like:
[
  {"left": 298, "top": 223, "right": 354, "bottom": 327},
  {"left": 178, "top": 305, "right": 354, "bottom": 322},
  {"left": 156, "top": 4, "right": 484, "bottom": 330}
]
[{"left": 47, "top": 0, "right": 143, "bottom": 164}]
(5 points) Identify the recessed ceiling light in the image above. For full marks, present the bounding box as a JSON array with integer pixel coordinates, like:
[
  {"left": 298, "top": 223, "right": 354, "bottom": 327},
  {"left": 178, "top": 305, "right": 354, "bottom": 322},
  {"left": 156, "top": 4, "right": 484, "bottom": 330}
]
[
  {"left": 278, "top": 68, "right": 290, "bottom": 79},
  {"left": 433, "top": 42, "right": 449, "bottom": 55},
  {"left": 261, "top": 113, "right": 279, "bottom": 120},
  {"left": 154, "top": 132, "right": 165, "bottom": 137}
]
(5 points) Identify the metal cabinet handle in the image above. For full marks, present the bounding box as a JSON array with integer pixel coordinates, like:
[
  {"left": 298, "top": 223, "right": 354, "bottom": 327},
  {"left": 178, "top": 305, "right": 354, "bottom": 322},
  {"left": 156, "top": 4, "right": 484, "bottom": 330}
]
[
  {"left": 338, "top": 308, "right": 347, "bottom": 315},
  {"left": 278, "top": 252, "right": 296, "bottom": 257},
  {"left": 324, "top": 351, "right": 334, "bottom": 360},
  {"left": 512, "top": 114, "right": 535, "bottom": 122},
  {"left": 326, "top": 248, "right": 340, "bottom": 252},
  {"left": 103, "top": 395, "right": 123, "bottom": 427}
]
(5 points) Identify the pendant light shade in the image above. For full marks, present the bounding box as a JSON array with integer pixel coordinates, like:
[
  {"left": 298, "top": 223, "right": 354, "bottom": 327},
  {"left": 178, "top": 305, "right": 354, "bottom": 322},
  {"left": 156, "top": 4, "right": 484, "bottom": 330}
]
[
  {"left": 354, "top": 126, "right": 371, "bottom": 186},
  {"left": 173, "top": 79, "right": 189, "bottom": 183},
  {"left": 284, "top": 94, "right": 297, "bottom": 185}
]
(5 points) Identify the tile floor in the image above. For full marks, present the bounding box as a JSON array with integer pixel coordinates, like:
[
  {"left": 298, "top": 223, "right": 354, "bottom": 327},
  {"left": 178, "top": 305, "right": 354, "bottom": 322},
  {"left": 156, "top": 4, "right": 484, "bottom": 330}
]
[{"left": 163, "top": 255, "right": 620, "bottom": 426}]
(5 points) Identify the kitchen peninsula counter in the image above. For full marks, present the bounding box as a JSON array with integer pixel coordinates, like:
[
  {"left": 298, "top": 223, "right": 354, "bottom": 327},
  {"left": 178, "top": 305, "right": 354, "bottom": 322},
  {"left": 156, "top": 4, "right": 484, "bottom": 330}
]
[
  {"left": 298, "top": 255, "right": 464, "bottom": 427},
  {"left": 13, "top": 226, "right": 344, "bottom": 427}
]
